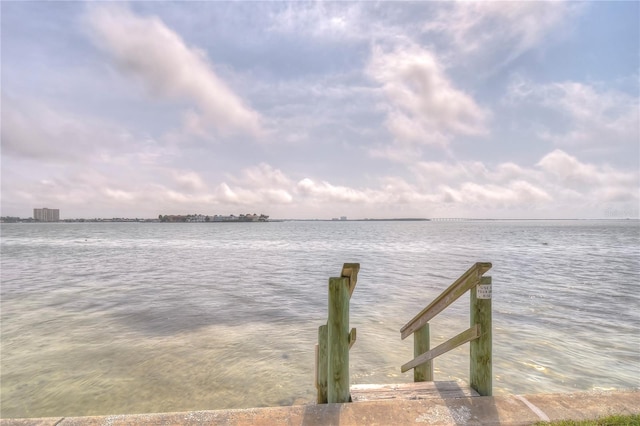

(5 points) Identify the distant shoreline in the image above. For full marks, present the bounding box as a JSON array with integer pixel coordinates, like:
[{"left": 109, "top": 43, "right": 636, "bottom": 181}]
[{"left": 1, "top": 217, "right": 638, "bottom": 224}]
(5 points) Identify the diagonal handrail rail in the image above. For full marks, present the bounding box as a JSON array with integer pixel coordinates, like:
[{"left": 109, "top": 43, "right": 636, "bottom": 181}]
[
  {"left": 401, "top": 324, "right": 480, "bottom": 372},
  {"left": 401, "top": 262, "right": 492, "bottom": 339}
]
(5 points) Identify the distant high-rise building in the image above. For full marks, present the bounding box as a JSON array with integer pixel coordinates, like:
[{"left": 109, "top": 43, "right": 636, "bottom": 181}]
[{"left": 33, "top": 208, "right": 60, "bottom": 222}]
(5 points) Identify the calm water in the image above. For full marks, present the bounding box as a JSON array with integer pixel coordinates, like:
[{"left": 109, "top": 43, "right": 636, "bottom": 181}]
[{"left": 1, "top": 220, "right": 639, "bottom": 418}]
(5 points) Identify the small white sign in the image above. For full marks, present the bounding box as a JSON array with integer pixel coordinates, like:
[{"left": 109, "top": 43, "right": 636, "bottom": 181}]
[{"left": 477, "top": 284, "right": 492, "bottom": 299}]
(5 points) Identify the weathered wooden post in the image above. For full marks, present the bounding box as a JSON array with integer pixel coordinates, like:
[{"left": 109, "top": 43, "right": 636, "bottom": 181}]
[
  {"left": 470, "top": 275, "right": 492, "bottom": 396},
  {"left": 316, "top": 263, "right": 359, "bottom": 404},
  {"left": 316, "top": 325, "right": 328, "bottom": 403},
  {"left": 327, "top": 276, "right": 350, "bottom": 403},
  {"left": 413, "top": 324, "right": 433, "bottom": 382}
]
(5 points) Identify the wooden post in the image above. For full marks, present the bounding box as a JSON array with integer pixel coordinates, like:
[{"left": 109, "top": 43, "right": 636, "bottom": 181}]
[
  {"left": 316, "top": 324, "right": 328, "bottom": 403},
  {"left": 470, "top": 275, "right": 492, "bottom": 396},
  {"left": 413, "top": 324, "right": 433, "bottom": 382},
  {"left": 327, "top": 276, "right": 350, "bottom": 403}
]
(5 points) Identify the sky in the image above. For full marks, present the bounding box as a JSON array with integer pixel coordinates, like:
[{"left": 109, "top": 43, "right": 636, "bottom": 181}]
[{"left": 1, "top": 1, "right": 639, "bottom": 220}]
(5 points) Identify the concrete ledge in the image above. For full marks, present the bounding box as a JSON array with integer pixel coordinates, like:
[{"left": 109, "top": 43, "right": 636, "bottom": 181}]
[{"left": 2, "top": 389, "right": 638, "bottom": 425}]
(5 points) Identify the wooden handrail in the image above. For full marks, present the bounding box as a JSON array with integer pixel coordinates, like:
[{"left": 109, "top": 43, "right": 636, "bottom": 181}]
[
  {"left": 400, "top": 262, "right": 491, "bottom": 340},
  {"left": 317, "top": 261, "right": 493, "bottom": 402},
  {"left": 400, "top": 264, "right": 493, "bottom": 396}
]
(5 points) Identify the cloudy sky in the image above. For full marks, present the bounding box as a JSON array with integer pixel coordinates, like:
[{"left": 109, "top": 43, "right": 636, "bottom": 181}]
[{"left": 2, "top": 1, "right": 638, "bottom": 219}]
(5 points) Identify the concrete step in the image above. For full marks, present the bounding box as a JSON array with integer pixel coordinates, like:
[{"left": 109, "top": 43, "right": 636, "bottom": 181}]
[{"left": 351, "top": 380, "right": 480, "bottom": 402}]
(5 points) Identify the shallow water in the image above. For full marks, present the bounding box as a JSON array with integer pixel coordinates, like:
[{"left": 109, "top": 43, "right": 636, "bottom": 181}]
[{"left": 1, "top": 220, "right": 638, "bottom": 418}]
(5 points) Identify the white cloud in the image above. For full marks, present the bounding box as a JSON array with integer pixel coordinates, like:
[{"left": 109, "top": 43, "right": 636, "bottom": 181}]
[
  {"left": 103, "top": 188, "right": 136, "bottom": 202},
  {"left": 439, "top": 181, "right": 552, "bottom": 207},
  {"left": 3, "top": 140, "right": 637, "bottom": 219},
  {"left": 367, "top": 44, "right": 488, "bottom": 149},
  {"left": 265, "top": 2, "right": 416, "bottom": 44},
  {"left": 412, "top": 160, "right": 490, "bottom": 186},
  {"left": 406, "top": 150, "right": 637, "bottom": 214},
  {"left": 424, "top": 2, "right": 581, "bottom": 69},
  {"left": 113, "top": 152, "right": 637, "bottom": 217},
  {"left": 297, "top": 178, "right": 371, "bottom": 203},
  {"left": 293, "top": 162, "right": 555, "bottom": 214},
  {"left": 213, "top": 163, "right": 294, "bottom": 205},
  {"left": 173, "top": 171, "right": 206, "bottom": 192},
  {"left": 537, "top": 149, "right": 599, "bottom": 187},
  {"left": 213, "top": 183, "right": 292, "bottom": 206},
  {"left": 410, "top": 159, "right": 551, "bottom": 208},
  {"left": 86, "top": 4, "right": 262, "bottom": 138},
  {"left": 2, "top": 95, "right": 178, "bottom": 177},
  {"left": 538, "top": 149, "right": 638, "bottom": 194},
  {"left": 507, "top": 79, "right": 639, "bottom": 149},
  {"left": 534, "top": 149, "right": 639, "bottom": 215},
  {"left": 214, "top": 183, "right": 248, "bottom": 204},
  {"left": 236, "top": 163, "right": 293, "bottom": 189},
  {"left": 1, "top": 95, "right": 113, "bottom": 161},
  {"left": 268, "top": 2, "right": 363, "bottom": 40}
]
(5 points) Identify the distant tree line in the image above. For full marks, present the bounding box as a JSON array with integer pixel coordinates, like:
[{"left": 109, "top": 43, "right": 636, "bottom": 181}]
[
  {"left": 0, "top": 216, "right": 30, "bottom": 223},
  {"left": 158, "top": 213, "right": 269, "bottom": 223}
]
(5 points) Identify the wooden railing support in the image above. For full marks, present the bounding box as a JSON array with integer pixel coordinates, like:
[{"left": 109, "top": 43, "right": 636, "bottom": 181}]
[
  {"left": 471, "top": 275, "right": 492, "bottom": 396},
  {"left": 316, "top": 263, "right": 360, "bottom": 404},
  {"left": 413, "top": 324, "right": 432, "bottom": 382},
  {"left": 327, "top": 276, "right": 350, "bottom": 403},
  {"left": 316, "top": 325, "right": 328, "bottom": 403}
]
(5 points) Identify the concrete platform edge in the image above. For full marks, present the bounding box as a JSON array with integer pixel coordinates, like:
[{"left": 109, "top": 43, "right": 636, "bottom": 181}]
[{"left": 2, "top": 388, "right": 638, "bottom": 426}]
